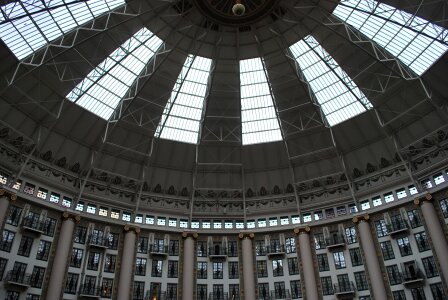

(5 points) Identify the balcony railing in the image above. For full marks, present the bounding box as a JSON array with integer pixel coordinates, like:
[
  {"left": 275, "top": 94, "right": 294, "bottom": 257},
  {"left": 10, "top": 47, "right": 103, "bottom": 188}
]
[
  {"left": 266, "top": 244, "right": 285, "bottom": 258},
  {"left": 4, "top": 271, "right": 31, "bottom": 287},
  {"left": 387, "top": 219, "right": 409, "bottom": 237},
  {"left": 270, "top": 289, "right": 291, "bottom": 299},
  {"left": 208, "top": 292, "right": 228, "bottom": 300},
  {"left": 325, "top": 234, "right": 346, "bottom": 251},
  {"left": 401, "top": 267, "right": 425, "bottom": 287},
  {"left": 150, "top": 244, "right": 169, "bottom": 258},
  {"left": 208, "top": 247, "right": 228, "bottom": 260},
  {"left": 334, "top": 282, "right": 356, "bottom": 297},
  {"left": 79, "top": 284, "right": 101, "bottom": 298},
  {"left": 21, "top": 217, "right": 44, "bottom": 234},
  {"left": 88, "top": 234, "right": 108, "bottom": 249},
  {"left": 144, "top": 291, "right": 179, "bottom": 300}
]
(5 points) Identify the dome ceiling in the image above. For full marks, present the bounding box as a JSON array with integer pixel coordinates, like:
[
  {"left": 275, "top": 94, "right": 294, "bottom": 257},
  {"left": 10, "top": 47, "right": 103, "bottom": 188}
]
[{"left": 0, "top": 0, "right": 447, "bottom": 214}]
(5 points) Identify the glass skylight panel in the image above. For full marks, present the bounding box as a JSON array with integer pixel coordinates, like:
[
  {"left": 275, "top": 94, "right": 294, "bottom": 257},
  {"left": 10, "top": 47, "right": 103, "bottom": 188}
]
[
  {"left": 289, "top": 35, "right": 372, "bottom": 126},
  {"left": 333, "top": 0, "right": 448, "bottom": 75},
  {"left": 0, "top": 0, "right": 125, "bottom": 60},
  {"left": 155, "top": 55, "right": 212, "bottom": 144},
  {"left": 239, "top": 58, "right": 282, "bottom": 145},
  {"left": 66, "top": 28, "right": 163, "bottom": 119}
]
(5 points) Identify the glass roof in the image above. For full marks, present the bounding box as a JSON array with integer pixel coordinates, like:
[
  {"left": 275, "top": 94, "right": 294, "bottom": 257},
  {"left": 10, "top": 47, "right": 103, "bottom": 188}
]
[
  {"left": 333, "top": 0, "right": 448, "bottom": 75},
  {"left": 0, "top": 0, "right": 125, "bottom": 60},
  {"left": 155, "top": 55, "right": 213, "bottom": 144},
  {"left": 240, "top": 58, "right": 282, "bottom": 145},
  {"left": 289, "top": 35, "right": 372, "bottom": 126},
  {"left": 66, "top": 27, "right": 163, "bottom": 120}
]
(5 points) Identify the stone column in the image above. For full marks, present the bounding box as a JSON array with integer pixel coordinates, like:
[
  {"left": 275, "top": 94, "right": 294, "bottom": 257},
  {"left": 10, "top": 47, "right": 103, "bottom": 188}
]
[
  {"left": 294, "top": 227, "right": 318, "bottom": 300},
  {"left": 239, "top": 232, "right": 256, "bottom": 300},
  {"left": 0, "top": 189, "right": 16, "bottom": 229},
  {"left": 46, "top": 211, "right": 80, "bottom": 300},
  {"left": 353, "top": 214, "right": 388, "bottom": 299},
  {"left": 181, "top": 231, "right": 198, "bottom": 300},
  {"left": 415, "top": 194, "right": 448, "bottom": 287},
  {"left": 117, "top": 225, "right": 139, "bottom": 300}
]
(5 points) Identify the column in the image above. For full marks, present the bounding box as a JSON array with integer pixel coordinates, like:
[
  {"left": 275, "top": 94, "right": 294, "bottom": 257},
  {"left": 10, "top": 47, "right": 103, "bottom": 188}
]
[
  {"left": 181, "top": 231, "right": 198, "bottom": 300},
  {"left": 353, "top": 214, "right": 388, "bottom": 299},
  {"left": 0, "top": 189, "right": 16, "bottom": 229},
  {"left": 415, "top": 194, "right": 448, "bottom": 287},
  {"left": 117, "top": 225, "right": 139, "bottom": 300},
  {"left": 46, "top": 211, "right": 80, "bottom": 300},
  {"left": 294, "top": 227, "right": 319, "bottom": 300},
  {"left": 239, "top": 232, "right": 256, "bottom": 300}
]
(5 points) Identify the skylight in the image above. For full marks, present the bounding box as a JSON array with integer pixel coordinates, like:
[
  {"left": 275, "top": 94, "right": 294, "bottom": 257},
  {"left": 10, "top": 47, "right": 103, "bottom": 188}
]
[
  {"left": 240, "top": 58, "right": 282, "bottom": 145},
  {"left": 66, "top": 28, "right": 163, "bottom": 120},
  {"left": 155, "top": 55, "right": 212, "bottom": 144},
  {"left": 289, "top": 35, "right": 372, "bottom": 126},
  {"left": 0, "top": 0, "right": 125, "bottom": 60},
  {"left": 333, "top": 0, "right": 448, "bottom": 75}
]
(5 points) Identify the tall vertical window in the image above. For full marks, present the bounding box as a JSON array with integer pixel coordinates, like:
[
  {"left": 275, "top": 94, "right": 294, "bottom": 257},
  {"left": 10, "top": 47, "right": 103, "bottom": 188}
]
[
  {"left": 333, "top": 0, "right": 448, "bottom": 75},
  {"left": 67, "top": 28, "right": 163, "bottom": 119},
  {"left": 333, "top": 251, "right": 346, "bottom": 269},
  {"left": 0, "top": 0, "right": 125, "bottom": 59},
  {"left": 239, "top": 57, "right": 282, "bottom": 145},
  {"left": 317, "top": 254, "right": 330, "bottom": 271},
  {"left": 289, "top": 35, "right": 372, "bottom": 126},
  {"left": 36, "top": 240, "right": 51, "bottom": 261},
  {"left": 197, "top": 262, "right": 207, "bottom": 279},
  {"left": 133, "top": 281, "right": 145, "bottom": 300},
  {"left": 213, "top": 262, "right": 223, "bottom": 279},
  {"left": 156, "top": 55, "right": 212, "bottom": 144}
]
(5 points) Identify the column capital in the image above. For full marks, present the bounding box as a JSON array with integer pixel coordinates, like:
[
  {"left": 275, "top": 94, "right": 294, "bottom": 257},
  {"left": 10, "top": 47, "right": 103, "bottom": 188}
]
[
  {"left": 0, "top": 189, "right": 17, "bottom": 201},
  {"left": 414, "top": 193, "right": 433, "bottom": 206},
  {"left": 293, "top": 226, "right": 311, "bottom": 235},
  {"left": 238, "top": 232, "right": 254, "bottom": 240},
  {"left": 62, "top": 211, "right": 81, "bottom": 222},
  {"left": 352, "top": 214, "right": 370, "bottom": 224},
  {"left": 182, "top": 231, "right": 198, "bottom": 239},
  {"left": 124, "top": 224, "right": 140, "bottom": 234}
]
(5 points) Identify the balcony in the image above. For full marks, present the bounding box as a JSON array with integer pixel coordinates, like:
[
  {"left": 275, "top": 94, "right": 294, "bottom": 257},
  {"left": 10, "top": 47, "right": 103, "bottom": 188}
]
[
  {"left": 88, "top": 234, "right": 109, "bottom": 249},
  {"left": 21, "top": 217, "right": 44, "bottom": 235},
  {"left": 270, "top": 289, "right": 291, "bottom": 299},
  {"left": 266, "top": 244, "right": 285, "bottom": 258},
  {"left": 145, "top": 291, "right": 172, "bottom": 300},
  {"left": 208, "top": 246, "right": 227, "bottom": 260},
  {"left": 387, "top": 219, "right": 409, "bottom": 238},
  {"left": 208, "top": 292, "right": 228, "bottom": 300},
  {"left": 334, "top": 282, "right": 356, "bottom": 299},
  {"left": 79, "top": 284, "right": 101, "bottom": 298},
  {"left": 401, "top": 267, "right": 425, "bottom": 287},
  {"left": 4, "top": 271, "right": 31, "bottom": 288},
  {"left": 325, "top": 234, "right": 346, "bottom": 251},
  {"left": 150, "top": 244, "right": 169, "bottom": 259}
]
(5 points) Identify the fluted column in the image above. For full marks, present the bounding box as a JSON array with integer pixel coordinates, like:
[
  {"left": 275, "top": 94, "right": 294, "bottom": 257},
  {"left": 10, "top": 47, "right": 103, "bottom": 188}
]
[
  {"left": 46, "top": 211, "right": 80, "bottom": 300},
  {"left": 0, "top": 189, "right": 16, "bottom": 229},
  {"left": 353, "top": 214, "right": 388, "bottom": 299},
  {"left": 117, "top": 225, "right": 139, "bottom": 300},
  {"left": 181, "top": 231, "right": 198, "bottom": 300},
  {"left": 415, "top": 194, "right": 448, "bottom": 287},
  {"left": 239, "top": 232, "right": 256, "bottom": 300},
  {"left": 294, "top": 227, "right": 318, "bottom": 300}
]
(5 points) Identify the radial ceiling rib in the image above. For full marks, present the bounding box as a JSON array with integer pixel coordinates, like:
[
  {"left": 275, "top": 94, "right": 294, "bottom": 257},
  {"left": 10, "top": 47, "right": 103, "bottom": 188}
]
[
  {"left": 155, "top": 54, "right": 213, "bottom": 144},
  {"left": 0, "top": 0, "right": 125, "bottom": 60},
  {"left": 240, "top": 57, "right": 282, "bottom": 145},
  {"left": 289, "top": 35, "right": 373, "bottom": 127},
  {"left": 66, "top": 27, "right": 163, "bottom": 120},
  {"left": 332, "top": 0, "right": 448, "bottom": 76}
]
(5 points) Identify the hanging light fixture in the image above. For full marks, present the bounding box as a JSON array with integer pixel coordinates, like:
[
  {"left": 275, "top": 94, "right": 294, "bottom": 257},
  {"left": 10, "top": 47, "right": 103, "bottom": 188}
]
[{"left": 232, "top": 0, "right": 245, "bottom": 16}]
